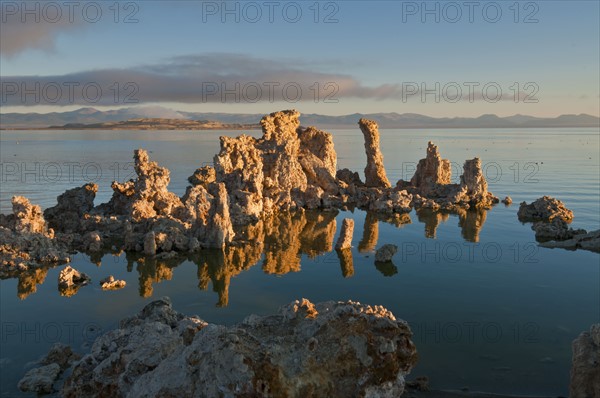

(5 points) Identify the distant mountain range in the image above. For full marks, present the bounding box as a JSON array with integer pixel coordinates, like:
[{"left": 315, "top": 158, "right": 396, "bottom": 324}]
[{"left": 1, "top": 106, "right": 598, "bottom": 129}]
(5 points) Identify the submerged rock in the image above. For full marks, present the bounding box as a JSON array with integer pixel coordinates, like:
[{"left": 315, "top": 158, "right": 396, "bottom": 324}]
[
  {"left": 518, "top": 196, "right": 574, "bottom": 222},
  {"left": 60, "top": 297, "right": 417, "bottom": 398},
  {"left": 375, "top": 244, "right": 398, "bottom": 262},
  {"left": 532, "top": 218, "right": 586, "bottom": 241},
  {"left": 570, "top": 324, "right": 600, "bottom": 397},
  {"left": 540, "top": 230, "right": 600, "bottom": 253}
]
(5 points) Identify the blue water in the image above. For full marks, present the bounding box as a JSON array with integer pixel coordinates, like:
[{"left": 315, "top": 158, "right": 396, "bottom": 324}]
[{"left": 0, "top": 128, "right": 599, "bottom": 396}]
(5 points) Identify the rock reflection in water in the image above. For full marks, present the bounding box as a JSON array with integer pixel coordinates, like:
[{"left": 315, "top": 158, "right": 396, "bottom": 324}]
[
  {"left": 374, "top": 261, "right": 398, "bottom": 277},
  {"left": 17, "top": 268, "right": 50, "bottom": 299},
  {"left": 457, "top": 208, "right": 488, "bottom": 243},
  {"left": 135, "top": 256, "right": 177, "bottom": 298},
  {"left": 416, "top": 208, "right": 488, "bottom": 242},
  {"left": 358, "top": 212, "right": 379, "bottom": 253},
  {"left": 193, "top": 245, "right": 262, "bottom": 307},
  {"left": 4, "top": 207, "right": 489, "bottom": 302},
  {"left": 192, "top": 210, "right": 338, "bottom": 306},
  {"left": 336, "top": 249, "right": 354, "bottom": 277},
  {"left": 416, "top": 209, "right": 450, "bottom": 239}
]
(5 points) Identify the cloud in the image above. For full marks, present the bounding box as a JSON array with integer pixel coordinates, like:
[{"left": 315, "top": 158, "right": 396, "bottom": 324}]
[
  {"left": 0, "top": 1, "right": 90, "bottom": 56},
  {"left": 0, "top": 53, "right": 523, "bottom": 106}
]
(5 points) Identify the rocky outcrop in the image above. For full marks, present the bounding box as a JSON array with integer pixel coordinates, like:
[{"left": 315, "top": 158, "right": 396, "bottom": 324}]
[
  {"left": 60, "top": 297, "right": 417, "bottom": 398},
  {"left": 58, "top": 266, "right": 91, "bottom": 297},
  {"left": 105, "top": 149, "right": 184, "bottom": 221},
  {"left": 410, "top": 141, "right": 451, "bottom": 190},
  {"left": 335, "top": 218, "right": 354, "bottom": 250},
  {"left": 0, "top": 197, "right": 70, "bottom": 278},
  {"left": 44, "top": 183, "right": 97, "bottom": 233},
  {"left": 214, "top": 134, "right": 265, "bottom": 224},
  {"left": 391, "top": 143, "right": 498, "bottom": 212},
  {"left": 570, "top": 324, "right": 600, "bottom": 397},
  {"left": 375, "top": 244, "right": 398, "bottom": 262},
  {"left": 298, "top": 126, "right": 338, "bottom": 194},
  {"left": 2, "top": 110, "right": 505, "bottom": 280},
  {"left": 260, "top": 110, "right": 309, "bottom": 212},
  {"left": 188, "top": 165, "right": 216, "bottom": 187},
  {"left": 518, "top": 196, "right": 574, "bottom": 222},
  {"left": 517, "top": 197, "right": 598, "bottom": 252},
  {"left": 359, "top": 118, "right": 391, "bottom": 188},
  {"left": 182, "top": 182, "right": 235, "bottom": 249}
]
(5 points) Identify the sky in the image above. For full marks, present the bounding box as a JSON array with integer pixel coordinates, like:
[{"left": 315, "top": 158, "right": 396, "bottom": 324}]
[{"left": 0, "top": 0, "right": 599, "bottom": 117}]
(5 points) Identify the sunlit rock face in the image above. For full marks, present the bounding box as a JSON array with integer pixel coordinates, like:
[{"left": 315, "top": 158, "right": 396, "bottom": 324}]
[
  {"left": 2, "top": 109, "right": 512, "bottom": 283},
  {"left": 410, "top": 141, "right": 452, "bottom": 191},
  {"left": 405, "top": 143, "right": 498, "bottom": 210},
  {"left": 106, "top": 149, "right": 184, "bottom": 221},
  {"left": 61, "top": 297, "right": 417, "bottom": 398},
  {"left": 214, "top": 134, "right": 264, "bottom": 224},
  {"left": 359, "top": 118, "right": 391, "bottom": 188},
  {"left": 214, "top": 110, "right": 338, "bottom": 221},
  {"left": 44, "top": 183, "right": 97, "bottom": 233},
  {"left": 0, "top": 196, "right": 70, "bottom": 279}
]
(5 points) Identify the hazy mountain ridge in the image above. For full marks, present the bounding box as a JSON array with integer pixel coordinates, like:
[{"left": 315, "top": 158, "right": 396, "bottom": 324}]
[{"left": 1, "top": 106, "right": 598, "bottom": 129}]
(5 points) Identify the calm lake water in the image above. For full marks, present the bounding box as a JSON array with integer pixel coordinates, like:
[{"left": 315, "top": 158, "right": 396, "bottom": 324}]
[{"left": 1, "top": 127, "right": 599, "bottom": 396}]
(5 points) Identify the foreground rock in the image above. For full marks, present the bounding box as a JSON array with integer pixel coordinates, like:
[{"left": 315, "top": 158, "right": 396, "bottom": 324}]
[
  {"left": 18, "top": 364, "right": 60, "bottom": 394},
  {"left": 60, "top": 297, "right": 417, "bottom": 397},
  {"left": 570, "top": 324, "right": 600, "bottom": 397},
  {"left": 18, "top": 343, "right": 80, "bottom": 394}
]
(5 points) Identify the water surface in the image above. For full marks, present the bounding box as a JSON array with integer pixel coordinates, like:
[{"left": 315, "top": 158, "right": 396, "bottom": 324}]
[{"left": 0, "top": 128, "right": 598, "bottom": 396}]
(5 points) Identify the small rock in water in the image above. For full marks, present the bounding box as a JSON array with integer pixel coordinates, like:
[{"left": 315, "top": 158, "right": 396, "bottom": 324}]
[
  {"left": 58, "top": 266, "right": 91, "bottom": 297},
  {"left": 501, "top": 196, "right": 513, "bottom": 205},
  {"left": 375, "top": 244, "right": 398, "bottom": 262},
  {"left": 100, "top": 275, "right": 126, "bottom": 290}
]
